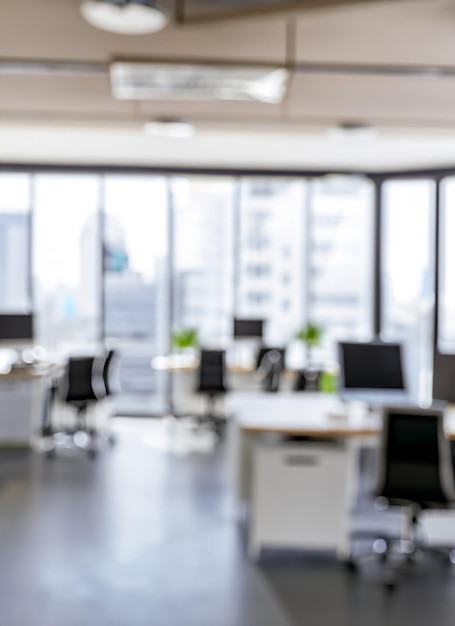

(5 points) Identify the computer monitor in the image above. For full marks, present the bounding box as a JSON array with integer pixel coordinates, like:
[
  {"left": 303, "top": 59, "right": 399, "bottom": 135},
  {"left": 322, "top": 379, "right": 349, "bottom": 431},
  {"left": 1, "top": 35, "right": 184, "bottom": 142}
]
[
  {"left": 233, "top": 318, "right": 264, "bottom": 339},
  {"left": 338, "top": 341, "right": 406, "bottom": 400},
  {"left": 0, "top": 314, "right": 34, "bottom": 341}
]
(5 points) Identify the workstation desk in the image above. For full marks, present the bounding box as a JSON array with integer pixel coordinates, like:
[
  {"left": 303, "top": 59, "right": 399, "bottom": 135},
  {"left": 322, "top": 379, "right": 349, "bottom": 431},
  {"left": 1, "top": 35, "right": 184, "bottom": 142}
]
[{"left": 226, "top": 392, "right": 455, "bottom": 559}]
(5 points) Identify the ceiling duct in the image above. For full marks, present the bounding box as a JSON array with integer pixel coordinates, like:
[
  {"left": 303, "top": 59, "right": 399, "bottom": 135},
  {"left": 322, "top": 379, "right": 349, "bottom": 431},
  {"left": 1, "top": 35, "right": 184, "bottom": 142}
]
[{"left": 110, "top": 60, "right": 289, "bottom": 103}]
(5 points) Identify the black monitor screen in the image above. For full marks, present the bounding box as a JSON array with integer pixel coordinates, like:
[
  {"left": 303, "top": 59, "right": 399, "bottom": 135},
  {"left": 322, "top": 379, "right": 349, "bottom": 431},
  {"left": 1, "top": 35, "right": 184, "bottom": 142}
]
[
  {"left": 0, "top": 315, "right": 34, "bottom": 340},
  {"left": 339, "top": 342, "right": 405, "bottom": 390},
  {"left": 234, "top": 318, "right": 264, "bottom": 339}
]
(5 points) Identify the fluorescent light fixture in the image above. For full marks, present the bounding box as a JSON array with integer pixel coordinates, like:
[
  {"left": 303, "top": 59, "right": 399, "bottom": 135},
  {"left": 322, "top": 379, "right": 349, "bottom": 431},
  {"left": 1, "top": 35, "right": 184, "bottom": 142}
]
[
  {"left": 110, "top": 61, "right": 289, "bottom": 103},
  {"left": 326, "top": 123, "right": 378, "bottom": 143},
  {"left": 80, "top": 0, "right": 168, "bottom": 35},
  {"left": 144, "top": 120, "right": 195, "bottom": 138}
]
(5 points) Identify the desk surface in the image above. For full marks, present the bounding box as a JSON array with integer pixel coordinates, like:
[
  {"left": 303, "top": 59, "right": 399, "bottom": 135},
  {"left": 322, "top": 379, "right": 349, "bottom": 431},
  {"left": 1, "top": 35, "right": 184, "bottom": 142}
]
[
  {"left": 227, "top": 392, "right": 455, "bottom": 440},
  {"left": 152, "top": 354, "right": 257, "bottom": 374},
  {"left": 151, "top": 354, "right": 298, "bottom": 376},
  {"left": 0, "top": 363, "right": 57, "bottom": 381}
]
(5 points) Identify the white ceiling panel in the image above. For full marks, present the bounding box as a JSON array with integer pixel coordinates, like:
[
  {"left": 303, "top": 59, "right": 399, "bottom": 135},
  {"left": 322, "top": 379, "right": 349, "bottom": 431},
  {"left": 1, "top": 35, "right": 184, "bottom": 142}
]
[
  {"left": 287, "top": 72, "right": 455, "bottom": 126},
  {"left": 0, "top": 75, "right": 137, "bottom": 118},
  {"left": 137, "top": 98, "right": 283, "bottom": 121},
  {"left": 296, "top": 0, "right": 455, "bottom": 66},
  {"left": 0, "top": 1, "right": 287, "bottom": 63}
]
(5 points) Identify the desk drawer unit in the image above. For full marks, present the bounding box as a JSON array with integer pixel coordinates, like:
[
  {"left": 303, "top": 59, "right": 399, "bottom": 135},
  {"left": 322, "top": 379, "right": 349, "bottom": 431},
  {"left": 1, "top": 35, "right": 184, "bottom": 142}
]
[
  {"left": 0, "top": 379, "right": 42, "bottom": 445},
  {"left": 250, "top": 442, "right": 349, "bottom": 556}
]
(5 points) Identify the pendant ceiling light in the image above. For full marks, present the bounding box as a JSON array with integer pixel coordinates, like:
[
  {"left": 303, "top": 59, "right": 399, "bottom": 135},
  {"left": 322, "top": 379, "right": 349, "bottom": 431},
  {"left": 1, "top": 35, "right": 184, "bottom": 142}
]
[{"left": 80, "top": 0, "right": 169, "bottom": 35}]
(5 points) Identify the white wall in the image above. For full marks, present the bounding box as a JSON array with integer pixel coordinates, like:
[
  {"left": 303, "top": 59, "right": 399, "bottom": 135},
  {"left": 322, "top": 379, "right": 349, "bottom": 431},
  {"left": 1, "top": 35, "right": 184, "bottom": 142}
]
[{"left": 2, "top": 124, "right": 455, "bottom": 172}]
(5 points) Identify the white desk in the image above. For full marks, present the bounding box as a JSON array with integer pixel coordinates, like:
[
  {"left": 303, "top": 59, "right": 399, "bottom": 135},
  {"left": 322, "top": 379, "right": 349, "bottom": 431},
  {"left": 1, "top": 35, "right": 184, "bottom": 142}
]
[
  {"left": 151, "top": 354, "right": 299, "bottom": 416},
  {"left": 227, "top": 392, "right": 455, "bottom": 559}
]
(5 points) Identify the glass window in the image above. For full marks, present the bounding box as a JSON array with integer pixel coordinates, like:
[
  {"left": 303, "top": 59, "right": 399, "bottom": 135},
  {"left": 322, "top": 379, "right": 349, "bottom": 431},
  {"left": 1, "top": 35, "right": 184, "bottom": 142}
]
[
  {"left": 0, "top": 174, "right": 31, "bottom": 313},
  {"left": 307, "top": 176, "right": 374, "bottom": 362},
  {"left": 439, "top": 178, "right": 455, "bottom": 354},
  {"left": 172, "top": 176, "right": 235, "bottom": 345},
  {"left": 104, "top": 176, "right": 169, "bottom": 413},
  {"left": 237, "top": 178, "right": 306, "bottom": 345},
  {"left": 33, "top": 174, "right": 101, "bottom": 347},
  {"left": 381, "top": 179, "right": 435, "bottom": 402}
]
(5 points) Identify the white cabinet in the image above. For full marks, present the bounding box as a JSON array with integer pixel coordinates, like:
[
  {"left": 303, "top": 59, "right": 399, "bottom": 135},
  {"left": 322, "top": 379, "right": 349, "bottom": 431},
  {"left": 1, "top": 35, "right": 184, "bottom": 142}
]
[
  {"left": 250, "top": 442, "right": 350, "bottom": 557},
  {"left": 0, "top": 377, "right": 45, "bottom": 445}
]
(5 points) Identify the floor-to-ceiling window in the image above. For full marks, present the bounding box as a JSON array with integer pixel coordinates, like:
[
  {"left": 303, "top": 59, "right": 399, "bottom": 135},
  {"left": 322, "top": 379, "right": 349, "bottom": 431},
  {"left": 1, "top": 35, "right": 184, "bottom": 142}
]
[
  {"left": 236, "top": 178, "right": 306, "bottom": 347},
  {"left": 0, "top": 174, "right": 32, "bottom": 314},
  {"left": 439, "top": 177, "right": 455, "bottom": 354},
  {"left": 33, "top": 174, "right": 101, "bottom": 348},
  {"left": 103, "top": 175, "right": 169, "bottom": 415},
  {"left": 172, "top": 176, "right": 235, "bottom": 346},
  {"left": 381, "top": 179, "right": 435, "bottom": 402},
  {"left": 2, "top": 165, "right": 448, "bottom": 412},
  {"left": 306, "top": 176, "right": 374, "bottom": 364}
]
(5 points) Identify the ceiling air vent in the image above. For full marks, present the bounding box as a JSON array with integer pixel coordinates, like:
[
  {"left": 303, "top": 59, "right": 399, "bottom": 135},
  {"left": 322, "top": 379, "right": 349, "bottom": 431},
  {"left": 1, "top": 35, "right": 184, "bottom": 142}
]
[{"left": 110, "top": 61, "right": 289, "bottom": 103}]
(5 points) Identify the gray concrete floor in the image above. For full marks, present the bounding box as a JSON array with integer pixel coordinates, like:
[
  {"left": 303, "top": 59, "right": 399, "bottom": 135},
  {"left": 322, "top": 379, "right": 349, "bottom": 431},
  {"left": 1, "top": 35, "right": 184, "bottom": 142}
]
[{"left": 0, "top": 419, "right": 454, "bottom": 626}]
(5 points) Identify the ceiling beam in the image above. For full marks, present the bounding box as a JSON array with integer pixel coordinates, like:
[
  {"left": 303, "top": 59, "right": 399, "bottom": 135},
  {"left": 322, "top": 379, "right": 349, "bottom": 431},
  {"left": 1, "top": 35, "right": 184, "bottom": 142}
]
[
  {"left": 174, "top": 0, "right": 186, "bottom": 24},
  {"left": 178, "top": 0, "right": 410, "bottom": 25},
  {"left": 0, "top": 59, "right": 106, "bottom": 76},
  {"left": 0, "top": 57, "right": 454, "bottom": 80}
]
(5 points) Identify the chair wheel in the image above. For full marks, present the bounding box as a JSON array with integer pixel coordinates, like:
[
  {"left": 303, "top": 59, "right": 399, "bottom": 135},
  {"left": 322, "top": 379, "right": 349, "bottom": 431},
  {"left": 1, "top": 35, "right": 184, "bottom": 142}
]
[
  {"left": 107, "top": 433, "right": 117, "bottom": 446},
  {"left": 344, "top": 559, "right": 358, "bottom": 573},
  {"left": 45, "top": 449, "right": 56, "bottom": 460},
  {"left": 87, "top": 448, "right": 98, "bottom": 459},
  {"left": 383, "top": 572, "right": 397, "bottom": 591}
]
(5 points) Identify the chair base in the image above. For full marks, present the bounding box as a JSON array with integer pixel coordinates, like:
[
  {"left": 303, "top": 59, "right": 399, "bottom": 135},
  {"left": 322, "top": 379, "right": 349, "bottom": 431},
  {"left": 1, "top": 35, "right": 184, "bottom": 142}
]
[
  {"left": 43, "top": 399, "right": 116, "bottom": 458},
  {"left": 348, "top": 541, "right": 455, "bottom": 589},
  {"left": 195, "top": 414, "right": 227, "bottom": 438},
  {"left": 347, "top": 514, "right": 455, "bottom": 590},
  {"left": 195, "top": 392, "right": 227, "bottom": 438},
  {"left": 42, "top": 426, "right": 116, "bottom": 459}
]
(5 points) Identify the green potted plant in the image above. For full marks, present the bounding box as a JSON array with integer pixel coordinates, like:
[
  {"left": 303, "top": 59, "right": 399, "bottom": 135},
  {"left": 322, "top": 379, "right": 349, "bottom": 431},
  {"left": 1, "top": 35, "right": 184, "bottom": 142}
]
[
  {"left": 296, "top": 322, "right": 323, "bottom": 368},
  {"left": 295, "top": 322, "right": 324, "bottom": 392},
  {"left": 171, "top": 327, "right": 199, "bottom": 353}
]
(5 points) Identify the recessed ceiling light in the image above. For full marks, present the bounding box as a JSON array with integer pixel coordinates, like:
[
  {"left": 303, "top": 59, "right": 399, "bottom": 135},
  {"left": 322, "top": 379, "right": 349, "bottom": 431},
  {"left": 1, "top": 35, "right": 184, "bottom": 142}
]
[
  {"left": 144, "top": 120, "right": 195, "bottom": 138},
  {"left": 326, "top": 123, "right": 378, "bottom": 143},
  {"left": 80, "top": 0, "right": 168, "bottom": 35},
  {"left": 110, "top": 61, "right": 289, "bottom": 103}
]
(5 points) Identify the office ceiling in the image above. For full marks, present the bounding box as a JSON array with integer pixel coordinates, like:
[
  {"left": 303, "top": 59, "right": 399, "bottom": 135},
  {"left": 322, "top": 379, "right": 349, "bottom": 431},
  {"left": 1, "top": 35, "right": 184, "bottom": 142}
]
[
  {"left": 2, "top": 0, "right": 455, "bottom": 171},
  {"left": 0, "top": 0, "right": 454, "bottom": 132}
]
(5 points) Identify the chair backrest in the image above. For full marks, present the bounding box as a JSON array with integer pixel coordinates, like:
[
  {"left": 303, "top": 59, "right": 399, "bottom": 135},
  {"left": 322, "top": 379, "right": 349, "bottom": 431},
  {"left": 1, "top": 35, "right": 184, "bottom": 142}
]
[
  {"left": 197, "top": 350, "right": 227, "bottom": 394},
  {"left": 293, "top": 369, "right": 321, "bottom": 392},
  {"left": 101, "top": 349, "right": 121, "bottom": 397},
  {"left": 256, "top": 347, "right": 286, "bottom": 370},
  {"left": 376, "top": 406, "right": 455, "bottom": 506},
  {"left": 61, "top": 356, "right": 99, "bottom": 404},
  {"left": 257, "top": 349, "right": 285, "bottom": 392}
]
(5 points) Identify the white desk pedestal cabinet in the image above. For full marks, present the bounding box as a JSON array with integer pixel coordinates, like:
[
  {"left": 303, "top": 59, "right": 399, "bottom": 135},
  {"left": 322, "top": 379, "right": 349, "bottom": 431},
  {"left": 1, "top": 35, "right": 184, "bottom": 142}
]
[
  {"left": 0, "top": 377, "right": 45, "bottom": 446},
  {"left": 249, "top": 441, "right": 351, "bottom": 558}
]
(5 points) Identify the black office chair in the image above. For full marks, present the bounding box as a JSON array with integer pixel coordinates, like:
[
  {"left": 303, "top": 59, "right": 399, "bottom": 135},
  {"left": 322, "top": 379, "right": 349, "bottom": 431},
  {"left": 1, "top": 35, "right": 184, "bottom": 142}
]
[
  {"left": 46, "top": 354, "right": 108, "bottom": 458},
  {"left": 195, "top": 349, "right": 228, "bottom": 436},
  {"left": 293, "top": 368, "right": 321, "bottom": 391},
  {"left": 349, "top": 406, "right": 455, "bottom": 589},
  {"left": 256, "top": 347, "right": 285, "bottom": 392}
]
